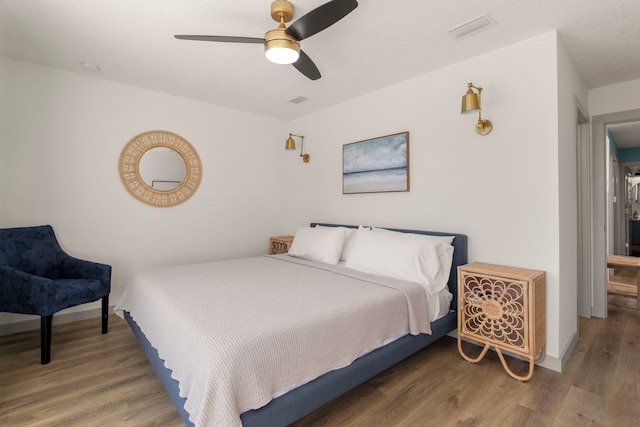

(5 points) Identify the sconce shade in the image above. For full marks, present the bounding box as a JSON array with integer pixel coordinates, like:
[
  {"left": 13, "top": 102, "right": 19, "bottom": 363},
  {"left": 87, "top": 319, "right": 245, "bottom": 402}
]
[
  {"left": 285, "top": 135, "right": 296, "bottom": 150},
  {"left": 461, "top": 88, "right": 480, "bottom": 114}
]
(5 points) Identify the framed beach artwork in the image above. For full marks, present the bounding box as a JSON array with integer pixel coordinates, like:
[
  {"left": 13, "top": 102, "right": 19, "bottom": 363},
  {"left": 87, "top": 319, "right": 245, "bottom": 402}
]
[{"left": 343, "top": 131, "right": 410, "bottom": 194}]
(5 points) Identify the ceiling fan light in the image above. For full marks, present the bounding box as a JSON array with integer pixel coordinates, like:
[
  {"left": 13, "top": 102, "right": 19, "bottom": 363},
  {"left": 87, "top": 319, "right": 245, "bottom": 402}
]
[
  {"left": 264, "top": 28, "right": 300, "bottom": 64},
  {"left": 266, "top": 46, "right": 300, "bottom": 64}
]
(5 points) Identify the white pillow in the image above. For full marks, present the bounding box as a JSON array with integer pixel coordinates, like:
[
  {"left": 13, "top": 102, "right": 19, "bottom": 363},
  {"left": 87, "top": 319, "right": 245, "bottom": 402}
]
[
  {"left": 372, "top": 227, "right": 454, "bottom": 245},
  {"left": 372, "top": 227, "right": 455, "bottom": 293},
  {"left": 288, "top": 226, "right": 348, "bottom": 265},
  {"left": 315, "top": 225, "right": 370, "bottom": 262},
  {"left": 345, "top": 229, "right": 442, "bottom": 294}
]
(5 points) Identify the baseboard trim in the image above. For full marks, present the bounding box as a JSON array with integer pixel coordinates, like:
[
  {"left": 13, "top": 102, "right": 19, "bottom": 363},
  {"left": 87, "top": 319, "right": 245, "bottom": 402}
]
[
  {"left": 554, "top": 329, "right": 579, "bottom": 371},
  {"left": 0, "top": 305, "right": 114, "bottom": 337}
]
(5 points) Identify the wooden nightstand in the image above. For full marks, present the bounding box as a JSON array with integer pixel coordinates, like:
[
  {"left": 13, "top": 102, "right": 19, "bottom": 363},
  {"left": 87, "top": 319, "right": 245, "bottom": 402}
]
[
  {"left": 457, "top": 262, "right": 546, "bottom": 381},
  {"left": 269, "top": 236, "right": 294, "bottom": 255}
]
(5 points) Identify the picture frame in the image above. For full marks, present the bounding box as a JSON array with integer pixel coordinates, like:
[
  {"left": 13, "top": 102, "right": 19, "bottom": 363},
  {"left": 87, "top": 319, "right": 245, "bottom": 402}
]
[{"left": 343, "top": 131, "right": 410, "bottom": 194}]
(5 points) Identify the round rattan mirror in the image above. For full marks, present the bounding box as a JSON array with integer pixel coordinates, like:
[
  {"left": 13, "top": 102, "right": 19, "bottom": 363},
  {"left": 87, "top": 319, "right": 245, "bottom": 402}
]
[{"left": 119, "top": 130, "right": 202, "bottom": 207}]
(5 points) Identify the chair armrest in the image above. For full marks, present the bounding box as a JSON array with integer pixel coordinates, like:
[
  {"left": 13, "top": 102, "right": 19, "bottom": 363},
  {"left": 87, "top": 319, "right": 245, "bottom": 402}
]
[
  {"left": 0, "top": 265, "right": 56, "bottom": 314},
  {"left": 60, "top": 256, "right": 111, "bottom": 290},
  {"left": 1, "top": 265, "right": 55, "bottom": 289}
]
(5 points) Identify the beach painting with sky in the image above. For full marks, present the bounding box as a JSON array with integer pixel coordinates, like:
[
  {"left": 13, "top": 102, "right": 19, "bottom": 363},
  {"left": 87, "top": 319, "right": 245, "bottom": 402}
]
[{"left": 343, "top": 132, "right": 409, "bottom": 194}]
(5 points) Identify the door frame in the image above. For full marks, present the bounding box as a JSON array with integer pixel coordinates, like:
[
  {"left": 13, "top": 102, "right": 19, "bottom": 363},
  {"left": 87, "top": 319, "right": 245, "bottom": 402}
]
[{"left": 577, "top": 117, "right": 591, "bottom": 318}]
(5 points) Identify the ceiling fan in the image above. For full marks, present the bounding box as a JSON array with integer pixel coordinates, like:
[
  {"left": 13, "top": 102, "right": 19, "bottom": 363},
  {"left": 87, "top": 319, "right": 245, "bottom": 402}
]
[{"left": 175, "top": 0, "right": 358, "bottom": 81}]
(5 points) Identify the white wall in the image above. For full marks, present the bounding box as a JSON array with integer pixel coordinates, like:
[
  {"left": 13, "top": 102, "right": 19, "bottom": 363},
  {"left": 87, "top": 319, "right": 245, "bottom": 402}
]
[
  {"left": 1, "top": 31, "right": 584, "bottom": 370},
  {"left": 288, "top": 31, "right": 574, "bottom": 368},
  {"left": 0, "top": 56, "right": 291, "bottom": 326},
  {"left": 0, "top": 59, "right": 8, "bottom": 222},
  {"left": 589, "top": 78, "right": 640, "bottom": 116},
  {"left": 556, "top": 36, "right": 588, "bottom": 361}
]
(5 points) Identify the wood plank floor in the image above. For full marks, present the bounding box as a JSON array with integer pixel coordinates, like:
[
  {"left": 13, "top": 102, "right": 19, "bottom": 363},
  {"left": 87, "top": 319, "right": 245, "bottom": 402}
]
[{"left": 1, "top": 297, "right": 638, "bottom": 426}]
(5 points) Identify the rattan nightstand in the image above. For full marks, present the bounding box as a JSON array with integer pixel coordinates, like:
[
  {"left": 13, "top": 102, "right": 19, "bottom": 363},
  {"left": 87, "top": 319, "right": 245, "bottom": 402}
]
[
  {"left": 269, "top": 236, "right": 294, "bottom": 255},
  {"left": 457, "top": 262, "right": 546, "bottom": 381}
]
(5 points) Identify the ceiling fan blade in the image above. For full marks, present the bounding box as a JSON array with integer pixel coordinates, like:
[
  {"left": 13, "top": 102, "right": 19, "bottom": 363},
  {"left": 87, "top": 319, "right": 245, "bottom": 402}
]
[
  {"left": 175, "top": 35, "right": 264, "bottom": 44},
  {"left": 292, "top": 50, "right": 321, "bottom": 80},
  {"left": 286, "top": 0, "right": 358, "bottom": 41}
]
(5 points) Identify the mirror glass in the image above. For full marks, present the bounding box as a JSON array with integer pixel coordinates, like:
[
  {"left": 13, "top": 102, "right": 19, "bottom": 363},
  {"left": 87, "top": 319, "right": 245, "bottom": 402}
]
[
  {"left": 630, "top": 175, "right": 640, "bottom": 203},
  {"left": 138, "top": 147, "right": 187, "bottom": 191}
]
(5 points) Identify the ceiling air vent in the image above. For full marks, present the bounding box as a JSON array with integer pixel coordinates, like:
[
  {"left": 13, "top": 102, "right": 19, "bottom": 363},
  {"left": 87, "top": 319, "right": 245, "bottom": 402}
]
[
  {"left": 289, "top": 96, "right": 309, "bottom": 104},
  {"left": 446, "top": 13, "right": 496, "bottom": 40}
]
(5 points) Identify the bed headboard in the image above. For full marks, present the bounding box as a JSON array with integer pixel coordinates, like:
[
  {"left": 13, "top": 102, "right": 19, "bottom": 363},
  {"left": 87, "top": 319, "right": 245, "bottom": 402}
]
[{"left": 310, "top": 223, "right": 468, "bottom": 312}]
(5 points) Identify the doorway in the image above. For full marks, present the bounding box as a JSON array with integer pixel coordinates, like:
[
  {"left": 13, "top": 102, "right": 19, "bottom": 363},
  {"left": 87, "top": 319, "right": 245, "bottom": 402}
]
[{"left": 590, "top": 109, "right": 640, "bottom": 318}]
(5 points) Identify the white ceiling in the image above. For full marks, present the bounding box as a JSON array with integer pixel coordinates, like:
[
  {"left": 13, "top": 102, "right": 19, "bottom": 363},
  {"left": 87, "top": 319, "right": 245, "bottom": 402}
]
[
  {"left": 1, "top": 0, "right": 640, "bottom": 121},
  {"left": 609, "top": 121, "right": 640, "bottom": 149}
]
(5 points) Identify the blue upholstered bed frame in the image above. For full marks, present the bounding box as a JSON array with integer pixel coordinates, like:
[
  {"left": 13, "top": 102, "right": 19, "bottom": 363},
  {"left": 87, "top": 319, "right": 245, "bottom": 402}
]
[{"left": 124, "top": 223, "right": 468, "bottom": 426}]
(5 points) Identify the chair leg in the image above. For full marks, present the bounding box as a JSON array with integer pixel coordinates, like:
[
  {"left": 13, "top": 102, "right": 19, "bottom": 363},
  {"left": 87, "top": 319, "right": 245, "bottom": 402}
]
[
  {"left": 102, "top": 295, "right": 109, "bottom": 334},
  {"left": 41, "top": 315, "right": 53, "bottom": 365}
]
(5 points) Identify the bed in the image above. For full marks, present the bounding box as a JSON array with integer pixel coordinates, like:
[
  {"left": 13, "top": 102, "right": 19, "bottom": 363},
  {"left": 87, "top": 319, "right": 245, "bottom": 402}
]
[{"left": 114, "top": 223, "right": 467, "bottom": 426}]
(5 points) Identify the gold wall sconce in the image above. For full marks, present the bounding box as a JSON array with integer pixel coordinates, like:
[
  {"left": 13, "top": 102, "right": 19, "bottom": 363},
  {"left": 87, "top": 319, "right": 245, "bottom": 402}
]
[
  {"left": 461, "top": 82, "right": 493, "bottom": 135},
  {"left": 285, "top": 133, "right": 310, "bottom": 163}
]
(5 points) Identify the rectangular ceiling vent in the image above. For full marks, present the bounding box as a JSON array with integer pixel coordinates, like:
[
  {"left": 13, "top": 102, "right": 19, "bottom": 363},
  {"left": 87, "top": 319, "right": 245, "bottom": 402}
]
[
  {"left": 289, "top": 96, "right": 309, "bottom": 104},
  {"left": 446, "top": 13, "right": 496, "bottom": 40}
]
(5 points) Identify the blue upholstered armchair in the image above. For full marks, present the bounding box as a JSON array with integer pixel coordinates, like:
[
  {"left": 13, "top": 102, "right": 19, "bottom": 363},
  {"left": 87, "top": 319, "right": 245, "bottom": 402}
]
[{"left": 0, "top": 225, "right": 111, "bottom": 364}]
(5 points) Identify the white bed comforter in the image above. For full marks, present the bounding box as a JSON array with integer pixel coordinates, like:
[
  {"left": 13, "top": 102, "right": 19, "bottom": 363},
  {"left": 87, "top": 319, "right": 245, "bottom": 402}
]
[{"left": 114, "top": 255, "right": 431, "bottom": 426}]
